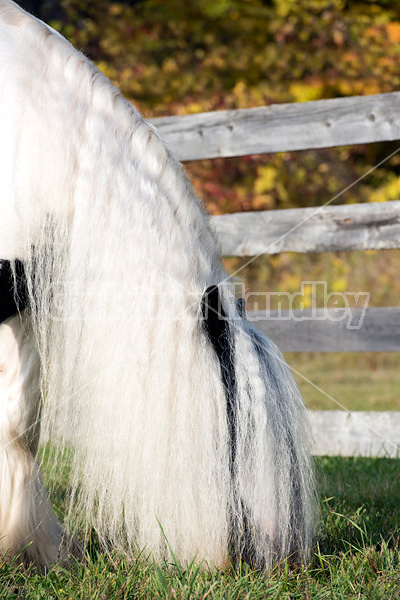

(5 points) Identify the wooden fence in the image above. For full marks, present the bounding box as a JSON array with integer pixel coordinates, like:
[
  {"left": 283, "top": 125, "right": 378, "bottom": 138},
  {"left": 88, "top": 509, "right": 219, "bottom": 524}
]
[{"left": 151, "top": 91, "right": 400, "bottom": 458}]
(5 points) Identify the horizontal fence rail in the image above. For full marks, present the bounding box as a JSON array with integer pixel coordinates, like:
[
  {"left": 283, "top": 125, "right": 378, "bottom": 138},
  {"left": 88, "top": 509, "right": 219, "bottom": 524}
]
[
  {"left": 151, "top": 91, "right": 400, "bottom": 161},
  {"left": 309, "top": 410, "right": 400, "bottom": 457},
  {"left": 249, "top": 307, "right": 400, "bottom": 352},
  {"left": 39, "top": 411, "right": 400, "bottom": 458},
  {"left": 211, "top": 200, "right": 400, "bottom": 256}
]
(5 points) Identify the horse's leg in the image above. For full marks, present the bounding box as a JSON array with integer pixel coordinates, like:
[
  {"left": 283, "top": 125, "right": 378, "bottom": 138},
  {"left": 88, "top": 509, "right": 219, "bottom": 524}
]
[{"left": 0, "top": 313, "right": 67, "bottom": 569}]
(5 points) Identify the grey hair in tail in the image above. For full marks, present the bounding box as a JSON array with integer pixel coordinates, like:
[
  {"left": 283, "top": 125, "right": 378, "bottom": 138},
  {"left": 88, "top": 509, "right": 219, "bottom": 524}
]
[{"left": 202, "top": 285, "right": 316, "bottom": 568}]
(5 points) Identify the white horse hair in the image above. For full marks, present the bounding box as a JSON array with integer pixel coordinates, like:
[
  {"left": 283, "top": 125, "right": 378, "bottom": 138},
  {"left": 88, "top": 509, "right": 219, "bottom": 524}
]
[{"left": 0, "top": 0, "right": 316, "bottom": 571}]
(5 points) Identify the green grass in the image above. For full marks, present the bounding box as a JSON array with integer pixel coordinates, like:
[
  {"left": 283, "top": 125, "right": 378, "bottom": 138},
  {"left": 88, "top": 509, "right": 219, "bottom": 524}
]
[
  {"left": 1, "top": 454, "right": 399, "bottom": 599},
  {"left": 284, "top": 352, "right": 400, "bottom": 411}
]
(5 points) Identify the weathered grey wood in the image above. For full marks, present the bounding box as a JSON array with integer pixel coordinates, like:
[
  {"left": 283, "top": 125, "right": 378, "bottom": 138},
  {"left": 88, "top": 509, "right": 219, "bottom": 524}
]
[
  {"left": 309, "top": 410, "right": 400, "bottom": 458},
  {"left": 41, "top": 410, "right": 400, "bottom": 458},
  {"left": 150, "top": 92, "right": 400, "bottom": 160},
  {"left": 212, "top": 201, "right": 400, "bottom": 256},
  {"left": 249, "top": 307, "right": 400, "bottom": 352}
]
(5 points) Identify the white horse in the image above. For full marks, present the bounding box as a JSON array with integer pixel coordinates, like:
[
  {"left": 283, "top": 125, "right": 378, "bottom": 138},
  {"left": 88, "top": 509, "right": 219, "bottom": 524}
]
[{"left": 0, "top": 0, "right": 316, "bottom": 571}]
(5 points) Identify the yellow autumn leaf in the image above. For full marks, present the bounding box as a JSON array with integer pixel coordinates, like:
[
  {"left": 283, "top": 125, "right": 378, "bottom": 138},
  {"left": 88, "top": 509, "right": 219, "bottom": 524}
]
[
  {"left": 255, "top": 166, "right": 277, "bottom": 194},
  {"left": 331, "top": 277, "right": 348, "bottom": 293},
  {"left": 289, "top": 82, "right": 324, "bottom": 103}
]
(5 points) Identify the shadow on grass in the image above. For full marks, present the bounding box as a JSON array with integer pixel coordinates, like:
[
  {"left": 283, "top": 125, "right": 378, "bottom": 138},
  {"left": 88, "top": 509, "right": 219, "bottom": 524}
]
[
  {"left": 39, "top": 445, "right": 400, "bottom": 564},
  {"left": 316, "top": 456, "right": 400, "bottom": 556}
]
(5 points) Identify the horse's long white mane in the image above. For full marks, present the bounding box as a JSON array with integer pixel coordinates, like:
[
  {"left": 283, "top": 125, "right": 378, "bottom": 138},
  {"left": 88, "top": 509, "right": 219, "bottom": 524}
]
[{"left": 0, "top": 0, "right": 315, "bottom": 569}]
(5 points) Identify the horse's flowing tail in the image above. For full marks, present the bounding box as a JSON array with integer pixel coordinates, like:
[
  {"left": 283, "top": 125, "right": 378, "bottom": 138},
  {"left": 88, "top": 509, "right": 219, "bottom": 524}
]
[{"left": 0, "top": 0, "right": 316, "bottom": 569}]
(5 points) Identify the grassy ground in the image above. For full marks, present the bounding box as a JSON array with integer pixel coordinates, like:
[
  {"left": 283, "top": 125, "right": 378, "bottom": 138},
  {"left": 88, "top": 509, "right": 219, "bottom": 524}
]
[
  {"left": 1, "top": 355, "right": 399, "bottom": 598},
  {"left": 284, "top": 352, "right": 400, "bottom": 412},
  {"left": 1, "top": 453, "right": 399, "bottom": 599}
]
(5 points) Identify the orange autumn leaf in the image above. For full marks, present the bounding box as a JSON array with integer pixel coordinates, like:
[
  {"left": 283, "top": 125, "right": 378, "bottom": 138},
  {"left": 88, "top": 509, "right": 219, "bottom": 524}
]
[{"left": 386, "top": 22, "right": 400, "bottom": 43}]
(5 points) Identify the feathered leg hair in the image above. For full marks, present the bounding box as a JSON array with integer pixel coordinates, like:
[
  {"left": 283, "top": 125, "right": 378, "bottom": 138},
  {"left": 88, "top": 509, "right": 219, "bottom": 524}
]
[
  {"left": 0, "top": 311, "right": 63, "bottom": 568},
  {"left": 0, "top": 260, "right": 79, "bottom": 569}
]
